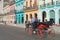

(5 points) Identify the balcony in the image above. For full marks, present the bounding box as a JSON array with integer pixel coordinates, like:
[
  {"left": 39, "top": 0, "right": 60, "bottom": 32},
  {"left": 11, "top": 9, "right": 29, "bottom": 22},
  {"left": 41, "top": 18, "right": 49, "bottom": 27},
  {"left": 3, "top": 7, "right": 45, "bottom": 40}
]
[
  {"left": 56, "top": 1, "right": 60, "bottom": 6},
  {"left": 24, "top": 6, "right": 38, "bottom": 12},
  {"left": 47, "top": 2, "right": 55, "bottom": 8},
  {"left": 40, "top": 4, "right": 46, "bottom": 9}
]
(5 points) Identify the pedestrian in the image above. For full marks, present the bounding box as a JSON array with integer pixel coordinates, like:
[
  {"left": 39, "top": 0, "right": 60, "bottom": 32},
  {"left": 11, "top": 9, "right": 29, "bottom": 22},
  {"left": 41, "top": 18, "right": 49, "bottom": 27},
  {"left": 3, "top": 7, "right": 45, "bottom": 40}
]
[
  {"left": 14, "top": 20, "right": 17, "bottom": 24},
  {"left": 25, "top": 21, "right": 29, "bottom": 31},
  {"left": 38, "top": 19, "right": 40, "bottom": 24},
  {"left": 50, "top": 19, "right": 54, "bottom": 26}
]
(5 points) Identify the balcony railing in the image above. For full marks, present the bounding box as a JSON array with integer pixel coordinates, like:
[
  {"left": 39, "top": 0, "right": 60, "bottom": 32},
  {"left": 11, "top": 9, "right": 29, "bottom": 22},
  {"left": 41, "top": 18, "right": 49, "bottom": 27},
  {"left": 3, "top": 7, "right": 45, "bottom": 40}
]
[
  {"left": 40, "top": 1, "right": 60, "bottom": 9},
  {"left": 56, "top": 1, "right": 60, "bottom": 6},
  {"left": 40, "top": 4, "right": 46, "bottom": 9},
  {"left": 47, "top": 2, "right": 55, "bottom": 8},
  {"left": 24, "top": 6, "right": 38, "bottom": 11}
]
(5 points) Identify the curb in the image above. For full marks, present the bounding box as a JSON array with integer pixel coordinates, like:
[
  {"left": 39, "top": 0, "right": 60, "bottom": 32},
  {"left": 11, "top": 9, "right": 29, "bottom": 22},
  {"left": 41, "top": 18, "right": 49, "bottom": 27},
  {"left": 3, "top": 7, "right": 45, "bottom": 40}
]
[
  {"left": 0, "top": 23, "right": 25, "bottom": 28},
  {"left": 6, "top": 24, "right": 25, "bottom": 28}
]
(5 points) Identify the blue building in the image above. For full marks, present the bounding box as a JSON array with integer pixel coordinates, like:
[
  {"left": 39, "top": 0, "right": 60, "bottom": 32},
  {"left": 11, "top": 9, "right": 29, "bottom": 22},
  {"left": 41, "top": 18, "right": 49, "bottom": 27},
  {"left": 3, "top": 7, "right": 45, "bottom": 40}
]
[
  {"left": 15, "top": 0, "right": 24, "bottom": 24},
  {"left": 38, "top": 0, "right": 60, "bottom": 25}
]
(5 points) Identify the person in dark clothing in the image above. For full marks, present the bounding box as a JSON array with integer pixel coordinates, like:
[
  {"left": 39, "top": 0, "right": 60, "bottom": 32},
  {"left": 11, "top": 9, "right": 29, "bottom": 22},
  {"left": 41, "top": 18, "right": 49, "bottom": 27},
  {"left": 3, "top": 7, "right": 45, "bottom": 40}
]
[
  {"left": 33, "top": 18, "right": 39, "bottom": 30},
  {"left": 50, "top": 19, "right": 54, "bottom": 26},
  {"left": 15, "top": 20, "right": 17, "bottom": 24},
  {"left": 25, "top": 21, "right": 30, "bottom": 31}
]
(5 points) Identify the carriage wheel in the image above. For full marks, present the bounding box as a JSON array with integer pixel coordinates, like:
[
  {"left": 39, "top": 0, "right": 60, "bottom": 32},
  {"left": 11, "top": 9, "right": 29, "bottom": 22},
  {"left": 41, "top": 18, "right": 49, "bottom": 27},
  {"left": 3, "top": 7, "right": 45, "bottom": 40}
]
[
  {"left": 48, "top": 29, "right": 55, "bottom": 39},
  {"left": 37, "top": 29, "right": 44, "bottom": 38}
]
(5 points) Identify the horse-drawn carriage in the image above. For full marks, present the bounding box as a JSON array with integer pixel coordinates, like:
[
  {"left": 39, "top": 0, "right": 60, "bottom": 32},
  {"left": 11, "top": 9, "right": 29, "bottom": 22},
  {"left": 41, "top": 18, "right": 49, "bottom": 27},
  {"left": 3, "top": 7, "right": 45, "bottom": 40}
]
[{"left": 25, "top": 21, "right": 55, "bottom": 38}]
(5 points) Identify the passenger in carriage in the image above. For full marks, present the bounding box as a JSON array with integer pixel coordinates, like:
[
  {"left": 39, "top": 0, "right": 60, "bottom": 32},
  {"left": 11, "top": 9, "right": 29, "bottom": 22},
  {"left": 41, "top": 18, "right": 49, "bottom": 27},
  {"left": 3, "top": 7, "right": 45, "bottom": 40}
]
[{"left": 31, "top": 17, "right": 39, "bottom": 31}]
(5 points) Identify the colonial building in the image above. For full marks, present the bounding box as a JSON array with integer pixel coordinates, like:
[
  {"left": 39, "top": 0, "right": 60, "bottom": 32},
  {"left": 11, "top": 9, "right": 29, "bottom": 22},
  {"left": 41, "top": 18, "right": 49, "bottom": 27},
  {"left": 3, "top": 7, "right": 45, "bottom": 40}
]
[
  {"left": 38, "top": 0, "right": 60, "bottom": 25},
  {"left": 15, "top": 0, "right": 24, "bottom": 24},
  {"left": 3, "top": 5, "right": 10, "bottom": 24},
  {"left": 9, "top": 1, "right": 15, "bottom": 24},
  {"left": 24, "top": 0, "right": 39, "bottom": 22},
  {"left": 3, "top": 0, "right": 15, "bottom": 24},
  {"left": 0, "top": 0, "right": 4, "bottom": 22}
]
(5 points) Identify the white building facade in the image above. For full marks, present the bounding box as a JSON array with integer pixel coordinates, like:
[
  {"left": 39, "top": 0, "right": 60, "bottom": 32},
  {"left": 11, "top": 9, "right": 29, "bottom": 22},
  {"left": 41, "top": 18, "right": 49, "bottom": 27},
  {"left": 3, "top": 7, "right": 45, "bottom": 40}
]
[
  {"left": 3, "top": 4, "right": 15, "bottom": 24},
  {"left": 38, "top": 0, "right": 60, "bottom": 25},
  {"left": 3, "top": 5, "right": 10, "bottom": 24},
  {"left": 0, "top": 0, "right": 4, "bottom": 22},
  {"left": 9, "top": 4, "right": 15, "bottom": 24}
]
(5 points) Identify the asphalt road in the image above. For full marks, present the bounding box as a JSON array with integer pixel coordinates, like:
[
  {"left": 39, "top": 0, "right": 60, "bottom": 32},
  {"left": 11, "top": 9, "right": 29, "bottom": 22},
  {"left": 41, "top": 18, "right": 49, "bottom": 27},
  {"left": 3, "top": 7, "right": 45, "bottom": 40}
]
[{"left": 0, "top": 24, "right": 60, "bottom": 40}]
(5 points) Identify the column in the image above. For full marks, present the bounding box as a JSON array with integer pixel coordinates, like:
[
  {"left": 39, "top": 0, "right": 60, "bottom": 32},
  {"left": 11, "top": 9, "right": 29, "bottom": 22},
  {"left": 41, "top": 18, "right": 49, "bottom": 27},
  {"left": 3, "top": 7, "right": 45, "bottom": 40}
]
[
  {"left": 38, "top": 10, "right": 42, "bottom": 22},
  {"left": 55, "top": 10, "right": 59, "bottom": 24},
  {"left": 46, "top": 11, "right": 50, "bottom": 21},
  {"left": 20, "top": 14, "right": 22, "bottom": 24}
]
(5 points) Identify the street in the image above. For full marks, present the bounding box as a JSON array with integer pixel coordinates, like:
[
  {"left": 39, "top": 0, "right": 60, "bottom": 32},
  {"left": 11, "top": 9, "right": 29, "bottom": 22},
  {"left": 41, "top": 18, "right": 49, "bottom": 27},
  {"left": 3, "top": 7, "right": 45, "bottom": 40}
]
[{"left": 0, "top": 24, "right": 60, "bottom": 40}]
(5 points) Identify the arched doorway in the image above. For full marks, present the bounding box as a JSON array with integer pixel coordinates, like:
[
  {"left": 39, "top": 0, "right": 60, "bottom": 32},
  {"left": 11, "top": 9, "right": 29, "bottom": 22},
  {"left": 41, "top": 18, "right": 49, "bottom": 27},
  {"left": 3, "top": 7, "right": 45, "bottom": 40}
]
[
  {"left": 42, "top": 11, "right": 46, "bottom": 22},
  {"left": 22, "top": 17, "right": 24, "bottom": 24},
  {"left": 30, "top": 14, "right": 32, "bottom": 19},
  {"left": 26, "top": 14, "right": 28, "bottom": 21},
  {"left": 22, "top": 15, "right": 24, "bottom": 24},
  {"left": 34, "top": 13, "right": 37, "bottom": 18},
  {"left": 50, "top": 10, "right": 55, "bottom": 23},
  {"left": 19, "top": 15, "right": 20, "bottom": 24},
  {"left": 59, "top": 10, "right": 60, "bottom": 24}
]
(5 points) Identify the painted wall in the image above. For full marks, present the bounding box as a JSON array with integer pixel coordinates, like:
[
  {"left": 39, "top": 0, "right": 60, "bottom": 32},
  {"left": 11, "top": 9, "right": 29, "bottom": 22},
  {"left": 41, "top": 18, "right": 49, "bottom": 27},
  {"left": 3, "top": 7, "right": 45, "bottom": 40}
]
[
  {"left": 38, "top": 0, "right": 60, "bottom": 24},
  {"left": 15, "top": 0, "right": 24, "bottom": 24},
  {"left": 16, "top": 12, "right": 24, "bottom": 24},
  {"left": 0, "top": 0, "right": 3, "bottom": 14},
  {"left": 3, "top": 5, "right": 10, "bottom": 24},
  {"left": 9, "top": 4, "right": 15, "bottom": 24}
]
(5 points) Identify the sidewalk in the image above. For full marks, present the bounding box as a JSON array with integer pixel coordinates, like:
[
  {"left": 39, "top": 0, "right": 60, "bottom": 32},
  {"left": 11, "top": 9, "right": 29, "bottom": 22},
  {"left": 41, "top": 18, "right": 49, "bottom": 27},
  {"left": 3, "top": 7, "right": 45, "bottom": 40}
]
[
  {"left": 7, "top": 24, "right": 25, "bottom": 28},
  {"left": 0, "top": 23, "right": 25, "bottom": 28},
  {"left": 0, "top": 23, "right": 4, "bottom": 24},
  {"left": 52, "top": 25, "right": 60, "bottom": 34}
]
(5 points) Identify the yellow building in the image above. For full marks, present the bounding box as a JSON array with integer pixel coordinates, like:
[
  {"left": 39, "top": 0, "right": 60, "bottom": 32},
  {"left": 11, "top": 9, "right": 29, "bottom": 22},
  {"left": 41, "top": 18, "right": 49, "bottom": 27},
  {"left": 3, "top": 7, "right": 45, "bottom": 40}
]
[{"left": 24, "top": 0, "right": 39, "bottom": 22}]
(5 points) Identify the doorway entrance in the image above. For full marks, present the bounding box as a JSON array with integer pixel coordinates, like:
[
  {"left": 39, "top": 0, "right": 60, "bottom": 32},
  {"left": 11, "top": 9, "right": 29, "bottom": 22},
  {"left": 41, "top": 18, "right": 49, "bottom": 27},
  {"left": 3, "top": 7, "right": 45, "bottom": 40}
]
[
  {"left": 34, "top": 13, "right": 37, "bottom": 18},
  {"left": 50, "top": 10, "right": 55, "bottom": 24},
  {"left": 42, "top": 11, "right": 46, "bottom": 22},
  {"left": 26, "top": 14, "right": 28, "bottom": 21}
]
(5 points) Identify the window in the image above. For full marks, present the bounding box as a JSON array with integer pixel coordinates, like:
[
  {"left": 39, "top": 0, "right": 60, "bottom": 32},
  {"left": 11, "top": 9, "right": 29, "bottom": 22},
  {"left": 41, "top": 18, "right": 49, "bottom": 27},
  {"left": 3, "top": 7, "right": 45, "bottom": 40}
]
[
  {"left": 34, "top": 13, "right": 37, "bottom": 18},
  {"left": 33, "top": 0, "right": 38, "bottom": 7},
  {"left": 30, "top": 0, "right": 32, "bottom": 7},
  {"left": 42, "top": 0, "right": 45, "bottom": 5},
  {"left": 50, "top": 10, "right": 55, "bottom": 23},
  {"left": 51, "top": 0, "right": 53, "bottom": 5},
  {"left": 26, "top": 1, "right": 28, "bottom": 8}
]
